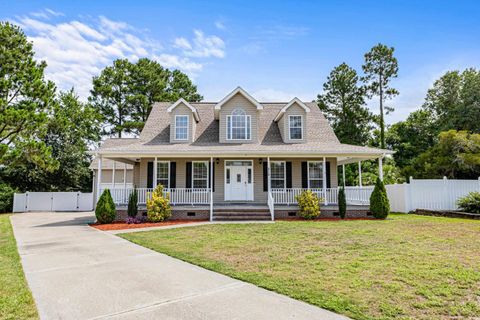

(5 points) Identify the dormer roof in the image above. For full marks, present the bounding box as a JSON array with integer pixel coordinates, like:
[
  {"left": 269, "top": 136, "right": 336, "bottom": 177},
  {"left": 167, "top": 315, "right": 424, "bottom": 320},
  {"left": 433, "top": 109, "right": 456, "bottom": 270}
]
[
  {"left": 167, "top": 98, "right": 200, "bottom": 122},
  {"left": 273, "top": 97, "right": 311, "bottom": 122},
  {"left": 214, "top": 87, "right": 263, "bottom": 119}
]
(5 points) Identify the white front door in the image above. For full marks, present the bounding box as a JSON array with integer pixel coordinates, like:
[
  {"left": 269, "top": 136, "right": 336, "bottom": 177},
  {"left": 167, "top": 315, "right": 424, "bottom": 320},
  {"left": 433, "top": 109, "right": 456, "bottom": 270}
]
[{"left": 225, "top": 160, "right": 254, "bottom": 201}]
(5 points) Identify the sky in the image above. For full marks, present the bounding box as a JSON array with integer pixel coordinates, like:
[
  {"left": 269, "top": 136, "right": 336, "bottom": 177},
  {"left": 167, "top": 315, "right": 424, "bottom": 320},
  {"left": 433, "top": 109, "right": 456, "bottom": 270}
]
[{"left": 2, "top": 0, "right": 480, "bottom": 124}]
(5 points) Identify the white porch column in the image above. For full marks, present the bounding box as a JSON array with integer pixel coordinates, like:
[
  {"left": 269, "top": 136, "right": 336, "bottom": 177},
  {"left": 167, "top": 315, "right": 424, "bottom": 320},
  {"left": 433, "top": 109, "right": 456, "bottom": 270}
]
[
  {"left": 210, "top": 157, "right": 213, "bottom": 221},
  {"left": 323, "top": 157, "right": 328, "bottom": 205},
  {"left": 96, "top": 156, "right": 102, "bottom": 203},
  {"left": 123, "top": 163, "right": 127, "bottom": 203},
  {"left": 378, "top": 156, "right": 384, "bottom": 181},
  {"left": 358, "top": 161, "right": 363, "bottom": 187},
  {"left": 112, "top": 160, "right": 116, "bottom": 189},
  {"left": 153, "top": 157, "right": 158, "bottom": 188},
  {"left": 267, "top": 157, "right": 271, "bottom": 192},
  {"left": 342, "top": 164, "right": 346, "bottom": 187}
]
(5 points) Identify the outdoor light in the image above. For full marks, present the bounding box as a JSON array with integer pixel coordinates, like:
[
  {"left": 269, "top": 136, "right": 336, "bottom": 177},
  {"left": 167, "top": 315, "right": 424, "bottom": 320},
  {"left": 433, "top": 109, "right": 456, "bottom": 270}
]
[
  {"left": 258, "top": 158, "right": 263, "bottom": 164},
  {"left": 215, "top": 158, "right": 220, "bottom": 165}
]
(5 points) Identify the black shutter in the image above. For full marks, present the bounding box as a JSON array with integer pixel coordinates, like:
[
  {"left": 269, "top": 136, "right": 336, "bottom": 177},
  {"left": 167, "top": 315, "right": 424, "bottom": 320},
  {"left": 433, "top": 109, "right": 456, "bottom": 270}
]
[
  {"left": 147, "top": 161, "right": 154, "bottom": 188},
  {"left": 170, "top": 162, "right": 176, "bottom": 188},
  {"left": 263, "top": 161, "right": 268, "bottom": 191},
  {"left": 208, "top": 162, "right": 215, "bottom": 192},
  {"left": 301, "top": 162, "right": 308, "bottom": 188},
  {"left": 186, "top": 162, "right": 192, "bottom": 188},
  {"left": 286, "top": 162, "right": 292, "bottom": 188},
  {"left": 326, "top": 161, "right": 331, "bottom": 188}
]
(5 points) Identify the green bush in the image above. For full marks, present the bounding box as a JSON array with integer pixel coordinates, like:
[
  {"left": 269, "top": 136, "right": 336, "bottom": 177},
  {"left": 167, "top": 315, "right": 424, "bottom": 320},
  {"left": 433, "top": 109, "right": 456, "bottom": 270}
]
[
  {"left": 127, "top": 189, "right": 138, "bottom": 218},
  {"left": 146, "top": 185, "right": 172, "bottom": 222},
  {"left": 338, "top": 186, "right": 346, "bottom": 219},
  {"left": 296, "top": 190, "right": 321, "bottom": 219},
  {"left": 457, "top": 191, "right": 480, "bottom": 213},
  {"left": 95, "top": 189, "right": 116, "bottom": 224},
  {"left": 369, "top": 177, "right": 390, "bottom": 219},
  {"left": 0, "top": 183, "right": 16, "bottom": 213}
]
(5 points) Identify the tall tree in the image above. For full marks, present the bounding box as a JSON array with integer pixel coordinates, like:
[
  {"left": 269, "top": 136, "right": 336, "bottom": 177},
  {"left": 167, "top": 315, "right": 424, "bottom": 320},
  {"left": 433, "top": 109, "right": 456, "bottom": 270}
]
[
  {"left": 1, "top": 90, "right": 101, "bottom": 192},
  {"left": 362, "top": 43, "right": 399, "bottom": 149},
  {"left": 89, "top": 59, "right": 132, "bottom": 138},
  {"left": 317, "top": 63, "right": 373, "bottom": 145},
  {"left": 90, "top": 58, "right": 203, "bottom": 136},
  {"left": 0, "top": 22, "right": 56, "bottom": 165}
]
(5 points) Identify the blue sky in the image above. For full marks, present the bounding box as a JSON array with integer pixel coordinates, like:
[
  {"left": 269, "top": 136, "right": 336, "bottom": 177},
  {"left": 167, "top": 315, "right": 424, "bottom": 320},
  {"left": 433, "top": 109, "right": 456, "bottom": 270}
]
[{"left": 3, "top": 0, "right": 480, "bottom": 123}]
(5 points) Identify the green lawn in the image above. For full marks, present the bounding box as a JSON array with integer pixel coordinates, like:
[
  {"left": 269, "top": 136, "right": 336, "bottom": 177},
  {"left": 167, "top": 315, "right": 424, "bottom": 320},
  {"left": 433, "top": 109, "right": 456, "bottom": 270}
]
[
  {"left": 121, "top": 214, "right": 480, "bottom": 320},
  {"left": 0, "top": 215, "right": 38, "bottom": 320}
]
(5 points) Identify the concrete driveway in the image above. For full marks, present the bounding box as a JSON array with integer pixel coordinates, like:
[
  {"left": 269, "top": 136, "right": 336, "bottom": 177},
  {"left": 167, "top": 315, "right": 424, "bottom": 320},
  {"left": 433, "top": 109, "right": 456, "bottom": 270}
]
[{"left": 10, "top": 212, "right": 348, "bottom": 320}]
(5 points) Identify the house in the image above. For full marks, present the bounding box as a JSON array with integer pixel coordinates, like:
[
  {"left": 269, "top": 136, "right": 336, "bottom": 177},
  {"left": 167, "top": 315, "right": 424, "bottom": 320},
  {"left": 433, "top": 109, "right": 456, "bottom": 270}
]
[
  {"left": 93, "top": 87, "right": 392, "bottom": 221},
  {"left": 90, "top": 158, "right": 134, "bottom": 190}
]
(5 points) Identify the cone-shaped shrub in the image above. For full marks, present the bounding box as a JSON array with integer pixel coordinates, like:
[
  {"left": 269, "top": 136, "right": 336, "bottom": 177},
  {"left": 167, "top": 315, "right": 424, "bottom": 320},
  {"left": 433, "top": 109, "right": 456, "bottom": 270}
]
[
  {"left": 95, "top": 189, "right": 116, "bottom": 224},
  {"left": 127, "top": 189, "right": 138, "bottom": 218},
  {"left": 338, "top": 186, "right": 346, "bottom": 219},
  {"left": 369, "top": 177, "right": 390, "bottom": 219}
]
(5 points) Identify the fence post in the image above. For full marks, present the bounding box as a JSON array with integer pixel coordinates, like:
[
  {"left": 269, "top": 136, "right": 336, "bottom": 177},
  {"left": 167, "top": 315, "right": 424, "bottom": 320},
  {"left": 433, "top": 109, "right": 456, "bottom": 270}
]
[
  {"left": 443, "top": 176, "right": 448, "bottom": 210},
  {"left": 25, "top": 192, "right": 29, "bottom": 212},
  {"left": 76, "top": 192, "right": 80, "bottom": 211}
]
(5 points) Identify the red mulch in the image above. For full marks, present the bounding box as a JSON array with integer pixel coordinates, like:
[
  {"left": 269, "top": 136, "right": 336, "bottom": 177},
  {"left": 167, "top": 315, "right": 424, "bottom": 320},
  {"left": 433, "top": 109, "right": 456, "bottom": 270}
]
[
  {"left": 278, "top": 217, "right": 376, "bottom": 221},
  {"left": 90, "top": 219, "right": 207, "bottom": 231}
]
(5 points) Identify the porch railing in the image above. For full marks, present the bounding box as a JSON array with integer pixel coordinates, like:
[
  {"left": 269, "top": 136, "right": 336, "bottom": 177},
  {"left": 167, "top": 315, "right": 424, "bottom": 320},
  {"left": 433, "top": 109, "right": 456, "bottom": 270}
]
[
  {"left": 271, "top": 187, "right": 372, "bottom": 205},
  {"left": 100, "top": 187, "right": 210, "bottom": 205}
]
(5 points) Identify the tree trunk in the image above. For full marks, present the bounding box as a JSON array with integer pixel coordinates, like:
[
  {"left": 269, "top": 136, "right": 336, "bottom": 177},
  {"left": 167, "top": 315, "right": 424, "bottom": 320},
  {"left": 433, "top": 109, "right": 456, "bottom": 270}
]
[{"left": 379, "top": 74, "right": 385, "bottom": 149}]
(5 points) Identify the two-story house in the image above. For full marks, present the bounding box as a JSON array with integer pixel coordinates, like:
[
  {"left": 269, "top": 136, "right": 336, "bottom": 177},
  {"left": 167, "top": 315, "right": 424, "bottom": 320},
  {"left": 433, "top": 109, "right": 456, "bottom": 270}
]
[{"left": 92, "top": 87, "right": 392, "bottom": 221}]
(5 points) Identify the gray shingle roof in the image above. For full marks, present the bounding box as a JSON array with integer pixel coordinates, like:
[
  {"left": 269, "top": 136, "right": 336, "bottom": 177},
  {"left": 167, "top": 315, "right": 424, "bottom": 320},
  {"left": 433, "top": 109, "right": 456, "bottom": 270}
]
[{"left": 96, "top": 101, "right": 392, "bottom": 156}]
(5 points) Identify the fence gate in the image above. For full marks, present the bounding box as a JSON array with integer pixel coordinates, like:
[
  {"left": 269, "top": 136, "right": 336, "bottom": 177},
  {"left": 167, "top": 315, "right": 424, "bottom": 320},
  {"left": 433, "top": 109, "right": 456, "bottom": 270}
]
[{"left": 13, "top": 192, "right": 94, "bottom": 213}]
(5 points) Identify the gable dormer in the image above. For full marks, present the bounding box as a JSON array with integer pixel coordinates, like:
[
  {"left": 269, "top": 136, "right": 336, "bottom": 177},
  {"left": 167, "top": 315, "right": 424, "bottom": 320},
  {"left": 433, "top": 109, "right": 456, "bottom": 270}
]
[
  {"left": 167, "top": 98, "right": 200, "bottom": 143},
  {"left": 274, "top": 98, "right": 310, "bottom": 143},
  {"left": 215, "top": 87, "right": 263, "bottom": 143}
]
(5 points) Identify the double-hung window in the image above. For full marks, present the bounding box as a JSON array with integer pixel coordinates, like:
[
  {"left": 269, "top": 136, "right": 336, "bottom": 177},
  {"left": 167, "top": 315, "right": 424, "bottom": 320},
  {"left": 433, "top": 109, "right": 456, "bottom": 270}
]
[
  {"left": 175, "top": 115, "right": 189, "bottom": 140},
  {"left": 271, "top": 161, "right": 286, "bottom": 189},
  {"left": 227, "top": 108, "right": 251, "bottom": 140},
  {"left": 157, "top": 161, "right": 170, "bottom": 188},
  {"left": 289, "top": 115, "right": 303, "bottom": 140},
  {"left": 308, "top": 161, "right": 323, "bottom": 188},
  {"left": 192, "top": 161, "right": 208, "bottom": 188}
]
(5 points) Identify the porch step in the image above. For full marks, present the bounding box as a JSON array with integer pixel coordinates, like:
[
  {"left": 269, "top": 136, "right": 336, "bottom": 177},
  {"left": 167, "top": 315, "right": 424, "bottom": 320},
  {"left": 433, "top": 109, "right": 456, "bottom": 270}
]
[{"left": 212, "top": 211, "right": 271, "bottom": 221}]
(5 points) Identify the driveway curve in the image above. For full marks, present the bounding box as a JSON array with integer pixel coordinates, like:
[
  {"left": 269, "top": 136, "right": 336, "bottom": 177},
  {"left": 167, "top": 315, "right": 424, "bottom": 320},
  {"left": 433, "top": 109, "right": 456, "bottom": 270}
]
[{"left": 11, "top": 212, "right": 348, "bottom": 320}]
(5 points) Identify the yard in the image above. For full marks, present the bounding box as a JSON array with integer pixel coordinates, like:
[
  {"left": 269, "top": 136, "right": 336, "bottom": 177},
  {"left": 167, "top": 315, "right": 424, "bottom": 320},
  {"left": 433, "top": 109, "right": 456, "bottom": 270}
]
[
  {"left": 0, "top": 215, "right": 38, "bottom": 320},
  {"left": 121, "top": 214, "right": 480, "bottom": 320}
]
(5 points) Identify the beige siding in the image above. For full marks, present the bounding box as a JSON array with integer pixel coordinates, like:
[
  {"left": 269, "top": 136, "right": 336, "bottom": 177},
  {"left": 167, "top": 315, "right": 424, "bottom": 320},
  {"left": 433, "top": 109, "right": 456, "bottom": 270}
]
[
  {"left": 169, "top": 103, "right": 196, "bottom": 143},
  {"left": 279, "top": 102, "right": 307, "bottom": 143},
  {"left": 219, "top": 93, "right": 259, "bottom": 143},
  {"left": 94, "top": 169, "right": 133, "bottom": 184},
  {"left": 286, "top": 157, "right": 337, "bottom": 188}
]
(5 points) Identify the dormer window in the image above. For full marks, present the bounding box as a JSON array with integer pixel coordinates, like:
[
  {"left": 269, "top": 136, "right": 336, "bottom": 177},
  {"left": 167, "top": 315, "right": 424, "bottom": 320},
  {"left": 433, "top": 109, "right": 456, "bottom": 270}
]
[
  {"left": 289, "top": 115, "right": 303, "bottom": 140},
  {"left": 227, "top": 108, "right": 251, "bottom": 140},
  {"left": 175, "top": 115, "right": 189, "bottom": 140}
]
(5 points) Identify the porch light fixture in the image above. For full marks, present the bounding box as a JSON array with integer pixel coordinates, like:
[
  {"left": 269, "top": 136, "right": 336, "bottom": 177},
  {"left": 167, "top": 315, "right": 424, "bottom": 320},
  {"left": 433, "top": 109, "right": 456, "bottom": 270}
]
[
  {"left": 258, "top": 158, "right": 263, "bottom": 164},
  {"left": 215, "top": 158, "right": 220, "bottom": 165}
]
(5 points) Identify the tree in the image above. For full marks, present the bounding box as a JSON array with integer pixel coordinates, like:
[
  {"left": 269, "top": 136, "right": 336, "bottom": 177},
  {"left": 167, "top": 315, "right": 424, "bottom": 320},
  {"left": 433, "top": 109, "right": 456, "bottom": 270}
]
[
  {"left": 362, "top": 43, "right": 399, "bottom": 149},
  {"left": 405, "top": 130, "right": 480, "bottom": 179},
  {"left": 95, "top": 189, "right": 116, "bottom": 224},
  {"left": 338, "top": 186, "right": 346, "bottom": 219},
  {"left": 0, "top": 22, "right": 56, "bottom": 166},
  {"left": 369, "top": 177, "right": 390, "bottom": 219},
  {"left": 90, "top": 58, "right": 203, "bottom": 136},
  {"left": 1, "top": 90, "right": 101, "bottom": 192},
  {"left": 317, "top": 63, "right": 373, "bottom": 145}
]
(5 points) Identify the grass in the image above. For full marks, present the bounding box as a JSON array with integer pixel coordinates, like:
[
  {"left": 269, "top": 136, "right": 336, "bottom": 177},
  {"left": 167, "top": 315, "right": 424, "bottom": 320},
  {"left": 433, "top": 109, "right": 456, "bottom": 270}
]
[
  {"left": 0, "top": 214, "right": 38, "bottom": 320},
  {"left": 121, "top": 214, "right": 480, "bottom": 320}
]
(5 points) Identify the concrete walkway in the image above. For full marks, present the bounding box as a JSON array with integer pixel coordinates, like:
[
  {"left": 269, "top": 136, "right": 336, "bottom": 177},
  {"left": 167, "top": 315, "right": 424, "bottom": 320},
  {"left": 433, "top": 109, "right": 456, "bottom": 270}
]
[{"left": 11, "top": 212, "right": 348, "bottom": 320}]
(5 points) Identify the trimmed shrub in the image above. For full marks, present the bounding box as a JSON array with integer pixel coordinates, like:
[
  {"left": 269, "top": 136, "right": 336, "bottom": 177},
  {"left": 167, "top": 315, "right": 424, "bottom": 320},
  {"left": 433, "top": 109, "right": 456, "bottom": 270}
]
[
  {"left": 95, "top": 189, "right": 116, "bottom": 224},
  {"left": 127, "top": 189, "right": 138, "bottom": 218},
  {"left": 338, "top": 186, "right": 346, "bottom": 219},
  {"left": 369, "top": 177, "right": 390, "bottom": 219},
  {"left": 457, "top": 191, "right": 480, "bottom": 213},
  {"left": 296, "top": 190, "right": 321, "bottom": 219},
  {"left": 146, "top": 184, "right": 172, "bottom": 222},
  {"left": 0, "top": 183, "right": 16, "bottom": 213}
]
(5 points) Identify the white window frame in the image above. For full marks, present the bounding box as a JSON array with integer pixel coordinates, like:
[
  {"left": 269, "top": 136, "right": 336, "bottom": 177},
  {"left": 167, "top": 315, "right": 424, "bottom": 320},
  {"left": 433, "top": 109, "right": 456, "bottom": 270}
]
[
  {"left": 226, "top": 108, "right": 252, "bottom": 141},
  {"left": 175, "top": 115, "right": 189, "bottom": 140},
  {"left": 307, "top": 161, "right": 323, "bottom": 189},
  {"left": 270, "top": 161, "right": 286, "bottom": 190},
  {"left": 192, "top": 161, "right": 209, "bottom": 189},
  {"left": 157, "top": 161, "right": 170, "bottom": 189},
  {"left": 288, "top": 115, "right": 303, "bottom": 140}
]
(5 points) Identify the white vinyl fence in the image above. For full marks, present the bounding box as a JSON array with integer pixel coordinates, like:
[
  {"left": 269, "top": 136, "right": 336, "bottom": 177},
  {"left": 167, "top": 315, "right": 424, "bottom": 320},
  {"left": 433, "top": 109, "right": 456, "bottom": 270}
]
[
  {"left": 13, "top": 192, "right": 93, "bottom": 212},
  {"left": 385, "top": 177, "right": 480, "bottom": 213}
]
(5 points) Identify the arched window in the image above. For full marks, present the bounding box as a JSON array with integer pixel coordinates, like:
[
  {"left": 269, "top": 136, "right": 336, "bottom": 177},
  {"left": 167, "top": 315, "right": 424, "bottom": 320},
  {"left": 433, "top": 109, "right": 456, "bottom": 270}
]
[{"left": 227, "top": 108, "right": 251, "bottom": 140}]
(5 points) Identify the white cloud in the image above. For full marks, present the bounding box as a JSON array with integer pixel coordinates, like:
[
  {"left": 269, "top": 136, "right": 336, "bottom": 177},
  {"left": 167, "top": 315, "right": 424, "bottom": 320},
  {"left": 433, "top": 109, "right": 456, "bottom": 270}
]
[
  {"left": 13, "top": 12, "right": 225, "bottom": 99},
  {"left": 215, "top": 20, "right": 226, "bottom": 30}
]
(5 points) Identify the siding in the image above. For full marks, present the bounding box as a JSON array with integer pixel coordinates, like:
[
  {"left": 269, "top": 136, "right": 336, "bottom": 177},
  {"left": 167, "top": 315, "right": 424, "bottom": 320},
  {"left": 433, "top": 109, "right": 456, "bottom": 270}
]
[
  {"left": 219, "top": 93, "right": 259, "bottom": 143},
  {"left": 93, "top": 169, "right": 133, "bottom": 184},
  {"left": 169, "top": 103, "right": 196, "bottom": 143},
  {"left": 279, "top": 102, "right": 307, "bottom": 143}
]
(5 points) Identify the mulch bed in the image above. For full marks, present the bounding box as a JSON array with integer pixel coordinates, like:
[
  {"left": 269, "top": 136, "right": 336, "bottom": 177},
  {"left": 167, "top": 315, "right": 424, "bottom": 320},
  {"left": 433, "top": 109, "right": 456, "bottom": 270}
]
[
  {"left": 414, "top": 209, "right": 480, "bottom": 220},
  {"left": 90, "top": 219, "right": 207, "bottom": 231}
]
